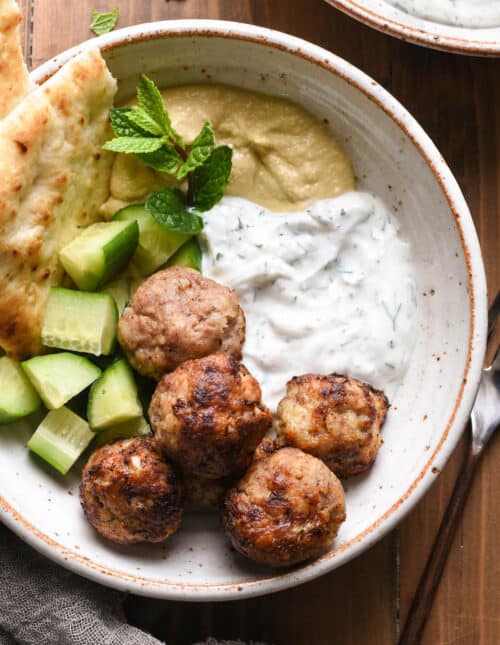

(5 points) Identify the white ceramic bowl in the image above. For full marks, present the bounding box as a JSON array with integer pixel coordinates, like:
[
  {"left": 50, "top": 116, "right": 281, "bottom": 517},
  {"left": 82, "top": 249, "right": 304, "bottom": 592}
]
[
  {"left": 325, "top": 0, "right": 500, "bottom": 55},
  {"left": 0, "top": 20, "right": 487, "bottom": 600}
]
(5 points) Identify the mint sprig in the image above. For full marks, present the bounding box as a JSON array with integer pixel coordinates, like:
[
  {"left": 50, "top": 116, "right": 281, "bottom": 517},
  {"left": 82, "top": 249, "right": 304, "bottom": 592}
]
[
  {"left": 146, "top": 189, "right": 204, "bottom": 235},
  {"left": 104, "top": 74, "right": 232, "bottom": 235},
  {"left": 136, "top": 75, "right": 182, "bottom": 144},
  {"left": 137, "top": 147, "right": 183, "bottom": 175},
  {"left": 127, "top": 106, "right": 165, "bottom": 136},
  {"left": 192, "top": 146, "right": 233, "bottom": 212},
  {"left": 177, "top": 122, "right": 215, "bottom": 180},
  {"left": 90, "top": 8, "right": 119, "bottom": 36},
  {"left": 108, "top": 108, "right": 148, "bottom": 138},
  {"left": 103, "top": 137, "right": 165, "bottom": 154}
]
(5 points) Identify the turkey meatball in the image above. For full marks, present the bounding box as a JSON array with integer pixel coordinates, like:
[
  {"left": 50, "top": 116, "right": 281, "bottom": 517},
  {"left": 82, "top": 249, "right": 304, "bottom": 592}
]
[
  {"left": 149, "top": 353, "right": 272, "bottom": 479},
  {"left": 222, "top": 447, "right": 346, "bottom": 567},
  {"left": 80, "top": 436, "right": 183, "bottom": 544},
  {"left": 184, "top": 474, "right": 227, "bottom": 509},
  {"left": 275, "top": 373, "right": 389, "bottom": 478},
  {"left": 118, "top": 266, "right": 245, "bottom": 379},
  {"left": 253, "top": 434, "right": 281, "bottom": 461}
]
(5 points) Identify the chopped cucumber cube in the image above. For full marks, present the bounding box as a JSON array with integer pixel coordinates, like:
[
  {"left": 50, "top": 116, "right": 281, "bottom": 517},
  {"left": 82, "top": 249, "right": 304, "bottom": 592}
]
[
  {"left": 27, "top": 407, "right": 95, "bottom": 475},
  {"left": 88, "top": 359, "right": 143, "bottom": 430},
  {"left": 59, "top": 220, "right": 139, "bottom": 291},
  {"left": 114, "top": 204, "right": 190, "bottom": 275},
  {"left": 22, "top": 353, "right": 101, "bottom": 410},
  {"left": 0, "top": 356, "right": 42, "bottom": 424},
  {"left": 166, "top": 237, "right": 202, "bottom": 272},
  {"left": 100, "top": 278, "right": 130, "bottom": 315},
  {"left": 42, "top": 288, "right": 118, "bottom": 356},
  {"left": 95, "top": 416, "right": 151, "bottom": 447}
]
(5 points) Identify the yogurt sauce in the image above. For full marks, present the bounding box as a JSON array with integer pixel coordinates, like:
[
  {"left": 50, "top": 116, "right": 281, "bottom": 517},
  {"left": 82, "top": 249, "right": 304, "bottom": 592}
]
[
  {"left": 201, "top": 193, "right": 417, "bottom": 411},
  {"left": 386, "top": 0, "right": 500, "bottom": 28}
]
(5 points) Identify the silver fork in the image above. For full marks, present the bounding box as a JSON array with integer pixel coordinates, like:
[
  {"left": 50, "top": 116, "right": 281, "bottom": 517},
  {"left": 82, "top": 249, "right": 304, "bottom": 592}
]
[{"left": 399, "top": 292, "right": 500, "bottom": 645}]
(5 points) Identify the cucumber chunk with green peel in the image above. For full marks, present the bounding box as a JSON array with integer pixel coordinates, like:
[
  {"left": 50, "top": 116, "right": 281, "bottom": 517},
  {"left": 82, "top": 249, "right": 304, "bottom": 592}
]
[
  {"left": 88, "top": 359, "right": 143, "bottom": 430},
  {"left": 22, "top": 353, "right": 101, "bottom": 410},
  {"left": 113, "top": 204, "right": 190, "bottom": 276},
  {"left": 59, "top": 220, "right": 139, "bottom": 291},
  {"left": 95, "top": 416, "right": 151, "bottom": 447},
  {"left": 27, "top": 407, "right": 95, "bottom": 475},
  {"left": 100, "top": 278, "right": 130, "bottom": 315},
  {"left": 166, "top": 237, "right": 202, "bottom": 272},
  {"left": 42, "top": 288, "right": 118, "bottom": 356},
  {"left": 0, "top": 357, "right": 42, "bottom": 424}
]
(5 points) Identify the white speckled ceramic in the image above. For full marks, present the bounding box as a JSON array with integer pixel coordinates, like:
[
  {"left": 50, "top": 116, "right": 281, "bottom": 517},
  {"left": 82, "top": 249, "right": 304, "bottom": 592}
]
[
  {"left": 0, "top": 21, "right": 487, "bottom": 600},
  {"left": 325, "top": 0, "right": 500, "bottom": 56}
]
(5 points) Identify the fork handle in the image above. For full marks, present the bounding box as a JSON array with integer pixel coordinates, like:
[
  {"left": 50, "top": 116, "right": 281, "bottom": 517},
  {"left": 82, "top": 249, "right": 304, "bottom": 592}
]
[{"left": 398, "top": 446, "right": 482, "bottom": 645}]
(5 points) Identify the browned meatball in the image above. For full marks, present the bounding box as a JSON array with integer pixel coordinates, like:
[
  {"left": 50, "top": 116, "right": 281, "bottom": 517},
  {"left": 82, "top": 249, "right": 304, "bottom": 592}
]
[
  {"left": 222, "top": 447, "right": 346, "bottom": 567},
  {"left": 184, "top": 474, "right": 227, "bottom": 509},
  {"left": 252, "top": 434, "right": 281, "bottom": 462},
  {"left": 118, "top": 266, "right": 245, "bottom": 379},
  {"left": 275, "top": 373, "right": 389, "bottom": 478},
  {"left": 149, "top": 353, "right": 272, "bottom": 479},
  {"left": 80, "top": 436, "right": 183, "bottom": 545}
]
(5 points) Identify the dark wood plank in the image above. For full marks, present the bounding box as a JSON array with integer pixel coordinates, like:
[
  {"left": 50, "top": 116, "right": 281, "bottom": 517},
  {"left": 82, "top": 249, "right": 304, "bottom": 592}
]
[
  {"left": 125, "top": 536, "right": 397, "bottom": 645},
  {"left": 393, "top": 44, "right": 500, "bottom": 644},
  {"left": 30, "top": 0, "right": 256, "bottom": 67}
]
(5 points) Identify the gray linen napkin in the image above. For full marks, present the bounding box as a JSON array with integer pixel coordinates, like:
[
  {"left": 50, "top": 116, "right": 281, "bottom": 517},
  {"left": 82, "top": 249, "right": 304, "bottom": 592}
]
[
  {"left": 0, "top": 525, "right": 271, "bottom": 645},
  {"left": 0, "top": 524, "right": 163, "bottom": 645}
]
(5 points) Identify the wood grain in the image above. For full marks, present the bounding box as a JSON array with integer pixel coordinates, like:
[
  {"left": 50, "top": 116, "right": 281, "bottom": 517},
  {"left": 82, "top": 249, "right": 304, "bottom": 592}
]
[
  {"left": 25, "top": 1, "right": 500, "bottom": 643},
  {"left": 394, "top": 47, "right": 500, "bottom": 644},
  {"left": 16, "top": 0, "right": 31, "bottom": 68},
  {"left": 126, "top": 537, "right": 397, "bottom": 645}
]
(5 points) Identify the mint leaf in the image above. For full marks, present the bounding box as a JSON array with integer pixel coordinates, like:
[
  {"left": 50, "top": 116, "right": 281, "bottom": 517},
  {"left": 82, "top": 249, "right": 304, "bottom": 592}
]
[
  {"left": 147, "top": 187, "right": 186, "bottom": 215},
  {"left": 127, "top": 107, "right": 165, "bottom": 136},
  {"left": 137, "top": 75, "right": 185, "bottom": 148},
  {"left": 138, "top": 145, "right": 183, "bottom": 174},
  {"left": 146, "top": 189, "right": 204, "bottom": 235},
  {"left": 192, "top": 145, "right": 233, "bottom": 212},
  {"left": 108, "top": 108, "right": 182, "bottom": 173},
  {"left": 137, "top": 75, "right": 170, "bottom": 137},
  {"left": 177, "top": 121, "right": 215, "bottom": 181},
  {"left": 109, "top": 108, "right": 149, "bottom": 138},
  {"left": 90, "top": 8, "right": 119, "bottom": 36},
  {"left": 103, "top": 137, "right": 165, "bottom": 154}
]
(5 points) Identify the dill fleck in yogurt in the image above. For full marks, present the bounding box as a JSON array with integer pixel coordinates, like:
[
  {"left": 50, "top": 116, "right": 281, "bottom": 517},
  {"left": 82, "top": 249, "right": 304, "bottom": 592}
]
[
  {"left": 386, "top": 0, "right": 500, "bottom": 28},
  {"left": 201, "top": 193, "right": 418, "bottom": 410}
]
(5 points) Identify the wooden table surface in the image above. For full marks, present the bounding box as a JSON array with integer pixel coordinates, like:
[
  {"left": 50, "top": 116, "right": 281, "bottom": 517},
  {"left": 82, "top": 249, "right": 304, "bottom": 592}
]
[{"left": 19, "top": 1, "right": 500, "bottom": 643}]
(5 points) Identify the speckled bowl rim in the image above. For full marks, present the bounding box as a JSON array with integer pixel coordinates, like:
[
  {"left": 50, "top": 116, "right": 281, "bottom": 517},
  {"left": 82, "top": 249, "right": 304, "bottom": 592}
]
[
  {"left": 0, "top": 20, "right": 487, "bottom": 601},
  {"left": 325, "top": 0, "right": 500, "bottom": 56}
]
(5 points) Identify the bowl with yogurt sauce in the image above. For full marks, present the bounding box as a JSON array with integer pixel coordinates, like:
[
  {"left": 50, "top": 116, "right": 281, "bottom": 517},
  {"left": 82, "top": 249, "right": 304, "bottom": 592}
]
[
  {"left": 0, "top": 21, "right": 487, "bottom": 600},
  {"left": 325, "top": 0, "right": 500, "bottom": 55}
]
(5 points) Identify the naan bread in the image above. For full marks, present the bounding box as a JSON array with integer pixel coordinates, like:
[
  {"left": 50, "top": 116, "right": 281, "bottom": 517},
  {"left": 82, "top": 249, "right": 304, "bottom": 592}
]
[
  {"left": 0, "top": 49, "right": 117, "bottom": 358},
  {"left": 0, "top": 0, "right": 32, "bottom": 119}
]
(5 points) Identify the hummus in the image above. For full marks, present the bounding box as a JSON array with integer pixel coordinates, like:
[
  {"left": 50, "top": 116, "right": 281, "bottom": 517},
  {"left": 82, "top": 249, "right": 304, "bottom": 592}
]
[{"left": 101, "top": 84, "right": 355, "bottom": 217}]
